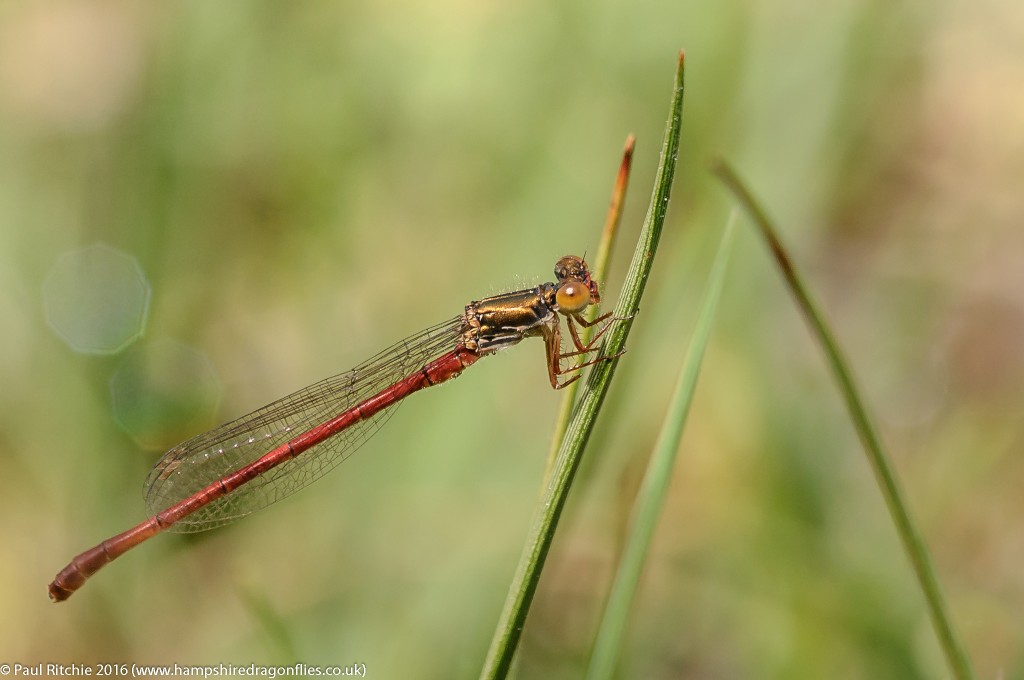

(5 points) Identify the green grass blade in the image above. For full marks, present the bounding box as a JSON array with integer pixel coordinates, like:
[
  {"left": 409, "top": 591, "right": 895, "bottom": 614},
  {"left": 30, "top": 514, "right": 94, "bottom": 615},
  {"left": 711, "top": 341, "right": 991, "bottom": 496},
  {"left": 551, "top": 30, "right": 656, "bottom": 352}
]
[
  {"left": 712, "top": 160, "right": 977, "bottom": 680},
  {"left": 586, "top": 212, "right": 737, "bottom": 680},
  {"left": 479, "top": 50, "right": 686, "bottom": 680}
]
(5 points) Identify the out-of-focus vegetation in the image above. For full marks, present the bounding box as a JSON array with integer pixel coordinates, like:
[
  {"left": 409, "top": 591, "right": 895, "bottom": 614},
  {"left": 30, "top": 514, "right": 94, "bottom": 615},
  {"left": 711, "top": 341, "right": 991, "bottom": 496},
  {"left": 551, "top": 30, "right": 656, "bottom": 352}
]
[{"left": 1, "top": 1, "right": 1020, "bottom": 678}]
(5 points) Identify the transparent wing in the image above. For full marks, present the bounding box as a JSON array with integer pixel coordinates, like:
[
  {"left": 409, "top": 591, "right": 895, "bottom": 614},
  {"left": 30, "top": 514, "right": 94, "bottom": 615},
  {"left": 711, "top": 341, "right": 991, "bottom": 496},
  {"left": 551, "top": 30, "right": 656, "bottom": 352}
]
[{"left": 143, "top": 316, "right": 464, "bottom": 532}]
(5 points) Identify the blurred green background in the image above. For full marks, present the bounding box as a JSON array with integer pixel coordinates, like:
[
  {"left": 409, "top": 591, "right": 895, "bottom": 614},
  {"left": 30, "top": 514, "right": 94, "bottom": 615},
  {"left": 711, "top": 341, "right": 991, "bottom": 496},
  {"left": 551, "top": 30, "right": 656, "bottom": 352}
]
[{"left": 1, "top": 0, "right": 1021, "bottom": 678}]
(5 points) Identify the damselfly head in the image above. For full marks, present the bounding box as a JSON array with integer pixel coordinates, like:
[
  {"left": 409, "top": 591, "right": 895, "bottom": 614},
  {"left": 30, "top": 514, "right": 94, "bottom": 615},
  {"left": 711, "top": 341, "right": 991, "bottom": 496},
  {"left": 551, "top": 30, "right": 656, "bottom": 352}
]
[{"left": 554, "top": 255, "right": 601, "bottom": 312}]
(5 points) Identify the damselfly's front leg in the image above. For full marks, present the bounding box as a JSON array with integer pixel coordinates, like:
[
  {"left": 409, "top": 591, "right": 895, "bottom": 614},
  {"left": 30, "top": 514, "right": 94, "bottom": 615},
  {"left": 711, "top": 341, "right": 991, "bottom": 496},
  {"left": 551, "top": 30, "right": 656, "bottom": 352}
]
[
  {"left": 543, "top": 315, "right": 628, "bottom": 389},
  {"left": 565, "top": 311, "right": 630, "bottom": 356}
]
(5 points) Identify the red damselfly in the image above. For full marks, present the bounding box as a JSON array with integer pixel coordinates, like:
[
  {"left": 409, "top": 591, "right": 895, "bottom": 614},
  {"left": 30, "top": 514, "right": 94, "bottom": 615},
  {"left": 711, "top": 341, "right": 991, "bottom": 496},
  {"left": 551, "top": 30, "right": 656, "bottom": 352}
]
[{"left": 49, "top": 255, "right": 622, "bottom": 601}]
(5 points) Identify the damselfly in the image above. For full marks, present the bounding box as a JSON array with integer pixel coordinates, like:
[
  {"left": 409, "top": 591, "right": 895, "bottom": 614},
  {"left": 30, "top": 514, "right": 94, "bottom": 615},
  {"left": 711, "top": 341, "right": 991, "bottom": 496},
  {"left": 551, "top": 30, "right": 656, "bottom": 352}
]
[{"left": 49, "top": 255, "right": 622, "bottom": 601}]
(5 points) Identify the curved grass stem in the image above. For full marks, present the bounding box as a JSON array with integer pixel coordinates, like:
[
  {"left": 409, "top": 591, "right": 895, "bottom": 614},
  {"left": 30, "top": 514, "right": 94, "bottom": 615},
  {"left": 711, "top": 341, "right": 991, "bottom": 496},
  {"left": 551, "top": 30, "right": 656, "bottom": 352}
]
[{"left": 712, "top": 159, "right": 977, "bottom": 680}]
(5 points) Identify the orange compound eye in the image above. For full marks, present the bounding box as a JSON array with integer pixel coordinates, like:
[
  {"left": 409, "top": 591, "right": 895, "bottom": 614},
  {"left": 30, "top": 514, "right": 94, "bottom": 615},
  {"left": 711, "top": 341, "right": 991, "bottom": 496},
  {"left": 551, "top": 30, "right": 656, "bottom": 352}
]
[{"left": 556, "top": 281, "right": 590, "bottom": 313}]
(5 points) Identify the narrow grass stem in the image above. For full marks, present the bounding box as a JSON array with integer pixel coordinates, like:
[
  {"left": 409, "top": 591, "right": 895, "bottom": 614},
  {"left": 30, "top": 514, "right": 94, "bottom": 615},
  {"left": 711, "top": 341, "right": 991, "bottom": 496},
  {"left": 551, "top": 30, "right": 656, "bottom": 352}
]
[
  {"left": 544, "top": 134, "right": 636, "bottom": 481},
  {"left": 586, "top": 213, "right": 736, "bottom": 680},
  {"left": 712, "top": 160, "right": 976, "bottom": 680}
]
